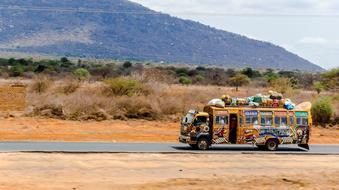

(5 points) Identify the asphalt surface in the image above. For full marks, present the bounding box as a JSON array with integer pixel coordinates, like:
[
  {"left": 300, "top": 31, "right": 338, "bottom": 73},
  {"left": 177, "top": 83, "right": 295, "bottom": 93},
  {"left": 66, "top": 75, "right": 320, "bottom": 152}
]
[{"left": 0, "top": 142, "right": 339, "bottom": 154}]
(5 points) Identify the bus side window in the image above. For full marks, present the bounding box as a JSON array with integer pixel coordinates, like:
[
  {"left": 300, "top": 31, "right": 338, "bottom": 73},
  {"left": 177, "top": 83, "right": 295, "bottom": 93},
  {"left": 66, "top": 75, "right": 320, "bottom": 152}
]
[
  {"left": 275, "top": 116, "right": 287, "bottom": 127},
  {"left": 215, "top": 116, "right": 228, "bottom": 125},
  {"left": 260, "top": 112, "right": 273, "bottom": 126},
  {"left": 245, "top": 115, "right": 258, "bottom": 125},
  {"left": 296, "top": 117, "right": 308, "bottom": 126},
  {"left": 302, "top": 118, "right": 308, "bottom": 125},
  {"left": 289, "top": 116, "right": 294, "bottom": 126}
]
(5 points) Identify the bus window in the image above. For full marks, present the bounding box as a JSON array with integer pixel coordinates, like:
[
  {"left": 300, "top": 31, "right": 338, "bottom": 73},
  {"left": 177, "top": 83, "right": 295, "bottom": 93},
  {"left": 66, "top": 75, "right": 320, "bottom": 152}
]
[
  {"left": 260, "top": 112, "right": 273, "bottom": 126},
  {"left": 296, "top": 117, "right": 308, "bottom": 126},
  {"left": 246, "top": 115, "right": 258, "bottom": 125},
  {"left": 275, "top": 116, "right": 287, "bottom": 126},
  {"left": 275, "top": 112, "right": 287, "bottom": 127},
  {"left": 193, "top": 116, "right": 207, "bottom": 126},
  {"left": 289, "top": 117, "right": 294, "bottom": 125},
  {"left": 215, "top": 116, "right": 228, "bottom": 125},
  {"left": 244, "top": 110, "right": 258, "bottom": 125},
  {"left": 295, "top": 112, "right": 308, "bottom": 126}
]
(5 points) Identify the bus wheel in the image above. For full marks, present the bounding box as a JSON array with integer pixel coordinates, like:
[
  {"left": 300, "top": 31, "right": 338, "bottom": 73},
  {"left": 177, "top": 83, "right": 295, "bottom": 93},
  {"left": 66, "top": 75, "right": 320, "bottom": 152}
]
[
  {"left": 189, "top": 144, "right": 198, "bottom": 149},
  {"left": 197, "top": 138, "right": 210, "bottom": 150},
  {"left": 265, "top": 139, "right": 278, "bottom": 151}
]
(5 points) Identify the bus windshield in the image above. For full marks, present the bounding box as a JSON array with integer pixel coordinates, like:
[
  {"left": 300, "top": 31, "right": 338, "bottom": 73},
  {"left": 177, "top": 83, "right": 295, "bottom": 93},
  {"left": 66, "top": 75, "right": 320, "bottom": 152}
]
[{"left": 182, "top": 113, "right": 194, "bottom": 124}]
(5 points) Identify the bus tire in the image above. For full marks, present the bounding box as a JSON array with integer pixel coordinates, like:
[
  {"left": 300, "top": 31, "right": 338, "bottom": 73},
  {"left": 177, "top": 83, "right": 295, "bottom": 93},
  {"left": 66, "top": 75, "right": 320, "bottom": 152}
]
[
  {"left": 189, "top": 144, "right": 198, "bottom": 149},
  {"left": 197, "top": 138, "right": 210, "bottom": 150},
  {"left": 265, "top": 139, "right": 279, "bottom": 151}
]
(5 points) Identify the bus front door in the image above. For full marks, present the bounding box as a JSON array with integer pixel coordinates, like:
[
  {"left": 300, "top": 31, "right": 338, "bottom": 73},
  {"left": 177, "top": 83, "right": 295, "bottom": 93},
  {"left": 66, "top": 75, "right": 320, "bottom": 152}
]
[{"left": 229, "top": 113, "right": 238, "bottom": 144}]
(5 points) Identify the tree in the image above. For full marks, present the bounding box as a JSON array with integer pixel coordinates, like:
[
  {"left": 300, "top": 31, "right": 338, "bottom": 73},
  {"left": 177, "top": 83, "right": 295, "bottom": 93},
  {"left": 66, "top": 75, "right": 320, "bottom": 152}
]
[
  {"left": 270, "top": 77, "right": 294, "bottom": 95},
  {"left": 264, "top": 69, "right": 279, "bottom": 83},
  {"left": 73, "top": 68, "right": 90, "bottom": 81},
  {"left": 225, "top": 68, "right": 236, "bottom": 77},
  {"left": 90, "top": 64, "right": 116, "bottom": 79},
  {"left": 313, "top": 81, "right": 325, "bottom": 94},
  {"left": 60, "top": 57, "right": 69, "bottom": 63},
  {"left": 60, "top": 57, "right": 72, "bottom": 68},
  {"left": 242, "top": 67, "right": 261, "bottom": 78},
  {"left": 123, "top": 61, "right": 132, "bottom": 68},
  {"left": 228, "top": 73, "right": 250, "bottom": 91},
  {"left": 175, "top": 68, "right": 189, "bottom": 76},
  {"left": 320, "top": 68, "right": 339, "bottom": 90}
]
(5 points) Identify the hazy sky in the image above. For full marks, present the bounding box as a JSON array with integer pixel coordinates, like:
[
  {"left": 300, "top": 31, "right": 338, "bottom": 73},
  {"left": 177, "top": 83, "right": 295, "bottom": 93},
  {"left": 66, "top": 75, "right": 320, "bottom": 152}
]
[{"left": 131, "top": 0, "right": 339, "bottom": 69}]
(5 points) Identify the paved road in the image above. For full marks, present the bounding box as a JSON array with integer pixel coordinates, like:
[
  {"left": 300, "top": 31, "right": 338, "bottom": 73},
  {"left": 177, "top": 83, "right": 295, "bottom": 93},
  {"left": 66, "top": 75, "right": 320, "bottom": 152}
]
[{"left": 0, "top": 142, "right": 339, "bottom": 154}]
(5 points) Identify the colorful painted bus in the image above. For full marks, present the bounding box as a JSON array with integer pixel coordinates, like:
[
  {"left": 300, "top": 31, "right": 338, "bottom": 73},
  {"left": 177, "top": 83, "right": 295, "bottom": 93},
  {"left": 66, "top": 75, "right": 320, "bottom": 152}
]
[{"left": 179, "top": 102, "right": 312, "bottom": 151}]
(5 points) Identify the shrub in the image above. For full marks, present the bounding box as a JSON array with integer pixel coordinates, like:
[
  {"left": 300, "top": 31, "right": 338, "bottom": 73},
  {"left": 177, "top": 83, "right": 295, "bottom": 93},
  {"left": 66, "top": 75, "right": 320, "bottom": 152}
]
[
  {"left": 115, "top": 96, "right": 159, "bottom": 120},
  {"left": 195, "top": 75, "right": 205, "bottom": 82},
  {"left": 60, "top": 79, "right": 80, "bottom": 94},
  {"left": 63, "top": 92, "right": 112, "bottom": 121},
  {"left": 103, "top": 77, "right": 146, "bottom": 96},
  {"left": 179, "top": 76, "right": 192, "bottom": 85},
  {"left": 30, "top": 76, "right": 52, "bottom": 94},
  {"left": 73, "top": 68, "right": 90, "bottom": 81},
  {"left": 10, "top": 64, "right": 24, "bottom": 77},
  {"left": 312, "top": 97, "right": 333, "bottom": 125}
]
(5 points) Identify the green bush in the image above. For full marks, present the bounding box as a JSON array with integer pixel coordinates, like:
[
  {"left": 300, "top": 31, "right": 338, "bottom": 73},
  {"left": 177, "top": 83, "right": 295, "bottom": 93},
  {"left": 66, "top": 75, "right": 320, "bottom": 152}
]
[
  {"left": 179, "top": 76, "right": 192, "bottom": 85},
  {"left": 195, "top": 74, "right": 205, "bottom": 82},
  {"left": 73, "top": 68, "right": 90, "bottom": 81},
  {"left": 311, "top": 97, "right": 333, "bottom": 124},
  {"left": 10, "top": 64, "right": 25, "bottom": 77},
  {"left": 104, "top": 77, "right": 146, "bottom": 96}
]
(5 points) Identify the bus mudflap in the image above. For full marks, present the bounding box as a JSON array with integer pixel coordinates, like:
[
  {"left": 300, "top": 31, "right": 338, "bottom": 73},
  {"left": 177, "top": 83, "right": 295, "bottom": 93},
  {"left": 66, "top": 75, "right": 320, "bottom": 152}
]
[{"left": 298, "top": 144, "right": 309, "bottom": 150}]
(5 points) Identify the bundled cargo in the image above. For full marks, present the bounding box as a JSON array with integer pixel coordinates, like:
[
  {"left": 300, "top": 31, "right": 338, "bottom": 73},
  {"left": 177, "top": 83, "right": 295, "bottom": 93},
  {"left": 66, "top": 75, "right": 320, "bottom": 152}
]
[
  {"left": 283, "top": 99, "right": 295, "bottom": 110},
  {"left": 207, "top": 99, "right": 225, "bottom": 108},
  {"left": 269, "top": 90, "right": 283, "bottom": 100},
  {"left": 210, "top": 91, "right": 296, "bottom": 110}
]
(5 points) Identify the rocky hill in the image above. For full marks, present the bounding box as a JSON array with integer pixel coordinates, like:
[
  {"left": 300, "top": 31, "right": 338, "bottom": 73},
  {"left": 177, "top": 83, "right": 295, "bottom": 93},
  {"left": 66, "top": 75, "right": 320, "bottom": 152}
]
[{"left": 0, "top": 0, "right": 324, "bottom": 71}]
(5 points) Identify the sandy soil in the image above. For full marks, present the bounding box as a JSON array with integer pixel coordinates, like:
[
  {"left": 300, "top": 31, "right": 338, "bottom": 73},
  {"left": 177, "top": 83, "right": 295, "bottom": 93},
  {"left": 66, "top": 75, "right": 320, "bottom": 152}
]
[
  {"left": 0, "top": 117, "right": 338, "bottom": 144},
  {"left": 0, "top": 153, "right": 337, "bottom": 190}
]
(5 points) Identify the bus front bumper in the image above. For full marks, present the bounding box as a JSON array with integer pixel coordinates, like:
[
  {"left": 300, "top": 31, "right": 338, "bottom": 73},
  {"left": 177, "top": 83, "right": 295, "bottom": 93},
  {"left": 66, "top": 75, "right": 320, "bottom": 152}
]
[{"left": 179, "top": 135, "right": 190, "bottom": 143}]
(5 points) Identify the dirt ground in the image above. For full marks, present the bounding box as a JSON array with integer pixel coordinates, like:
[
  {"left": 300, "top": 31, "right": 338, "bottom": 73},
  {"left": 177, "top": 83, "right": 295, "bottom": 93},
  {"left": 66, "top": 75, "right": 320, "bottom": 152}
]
[
  {"left": 0, "top": 153, "right": 337, "bottom": 190},
  {"left": 0, "top": 117, "right": 338, "bottom": 144}
]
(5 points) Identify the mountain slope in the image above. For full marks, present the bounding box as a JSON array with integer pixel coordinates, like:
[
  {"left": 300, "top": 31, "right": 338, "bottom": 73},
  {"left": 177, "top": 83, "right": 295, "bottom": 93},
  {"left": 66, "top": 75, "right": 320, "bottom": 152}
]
[{"left": 0, "top": 0, "right": 324, "bottom": 71}]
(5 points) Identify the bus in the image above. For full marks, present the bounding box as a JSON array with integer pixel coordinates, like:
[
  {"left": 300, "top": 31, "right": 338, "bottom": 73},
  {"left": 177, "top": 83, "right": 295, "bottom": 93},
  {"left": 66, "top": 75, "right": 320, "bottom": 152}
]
[{"left": 179, "top": 102, "right": 312, "bottom": 151}]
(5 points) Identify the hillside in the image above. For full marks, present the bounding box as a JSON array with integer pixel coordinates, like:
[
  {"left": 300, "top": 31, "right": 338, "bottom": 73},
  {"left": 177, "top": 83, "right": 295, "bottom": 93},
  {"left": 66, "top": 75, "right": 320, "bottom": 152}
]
[{"left": 0, "top": 0, "right": 324, "bottom": 71}]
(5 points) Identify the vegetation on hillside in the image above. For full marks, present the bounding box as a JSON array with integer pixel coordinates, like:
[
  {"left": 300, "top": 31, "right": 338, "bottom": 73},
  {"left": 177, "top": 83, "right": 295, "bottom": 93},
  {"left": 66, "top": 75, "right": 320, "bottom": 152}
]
[{"left": 0, "top": 57, "right": 337, "bottom": 125}]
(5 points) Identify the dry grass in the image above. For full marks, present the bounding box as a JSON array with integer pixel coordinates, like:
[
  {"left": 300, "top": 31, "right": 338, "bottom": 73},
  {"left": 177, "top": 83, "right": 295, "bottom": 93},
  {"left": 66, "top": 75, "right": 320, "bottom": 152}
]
[
  {"left": 24, "top": 78, "right": 338, "bottom": 122},
  {"left": 57, "top": 78, "right": 80, "bottom": 94},
  {"left": 29, "top": 75, "right": 52, "bottom": 94}
]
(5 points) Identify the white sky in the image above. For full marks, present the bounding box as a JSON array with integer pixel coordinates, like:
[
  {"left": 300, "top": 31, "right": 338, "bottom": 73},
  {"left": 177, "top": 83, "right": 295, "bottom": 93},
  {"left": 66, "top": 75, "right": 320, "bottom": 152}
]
[{"left": 131, "top": 0, "right": 339, "bottom": 69}]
